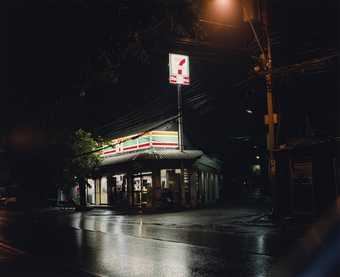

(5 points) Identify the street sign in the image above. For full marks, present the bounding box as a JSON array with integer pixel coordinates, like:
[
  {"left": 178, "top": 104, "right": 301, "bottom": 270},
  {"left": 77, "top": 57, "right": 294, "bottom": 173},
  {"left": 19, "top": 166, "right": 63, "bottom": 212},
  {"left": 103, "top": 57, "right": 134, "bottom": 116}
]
[
  {"left": 264, "top": 113, "right": 278, "bottom": 125},
  {"left": 169, "top": 53, "right": 190, "bottom": 85},
  {"left": 270, "top": 159, "right": 276, "bottom": 175}
]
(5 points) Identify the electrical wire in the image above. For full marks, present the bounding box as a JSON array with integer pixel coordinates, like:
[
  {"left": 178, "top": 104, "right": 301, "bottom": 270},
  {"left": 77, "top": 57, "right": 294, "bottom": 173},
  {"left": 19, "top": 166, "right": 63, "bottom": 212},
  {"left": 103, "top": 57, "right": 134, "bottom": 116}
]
[
  {"left": 94, "top": 80, "right": 210, "bottom": 137},
  {"left": 234, "top": 52, "right": 339, "bottom": 89}
]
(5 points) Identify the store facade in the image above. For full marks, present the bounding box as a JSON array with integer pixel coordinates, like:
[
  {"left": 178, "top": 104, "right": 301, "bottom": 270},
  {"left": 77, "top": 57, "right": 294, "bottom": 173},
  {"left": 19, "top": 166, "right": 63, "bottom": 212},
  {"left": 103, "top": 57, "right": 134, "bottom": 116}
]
[{"left": 86, "top": 128, "right": 222, "bottom": 209}]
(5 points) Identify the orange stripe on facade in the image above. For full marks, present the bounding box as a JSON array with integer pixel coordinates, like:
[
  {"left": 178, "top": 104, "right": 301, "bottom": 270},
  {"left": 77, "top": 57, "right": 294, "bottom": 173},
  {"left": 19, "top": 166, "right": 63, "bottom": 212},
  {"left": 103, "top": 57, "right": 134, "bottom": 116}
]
[{"left": 150, "top": 131, "right": 178, "bottom": 136}]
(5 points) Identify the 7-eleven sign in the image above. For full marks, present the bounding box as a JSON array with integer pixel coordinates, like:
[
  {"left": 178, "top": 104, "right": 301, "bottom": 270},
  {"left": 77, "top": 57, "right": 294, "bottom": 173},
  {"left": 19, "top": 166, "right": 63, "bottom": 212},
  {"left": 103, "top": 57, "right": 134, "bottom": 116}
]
[{"left": 169, "top": 53, "right": 190, "bottom": 85}]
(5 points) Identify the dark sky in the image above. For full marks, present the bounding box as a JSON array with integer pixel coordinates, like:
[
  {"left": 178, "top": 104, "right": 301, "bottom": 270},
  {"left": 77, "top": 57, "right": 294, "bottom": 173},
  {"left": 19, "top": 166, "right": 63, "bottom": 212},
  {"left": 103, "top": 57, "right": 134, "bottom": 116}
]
[{"left": 5, "top": 0, "right": 340, "bottom": 155}]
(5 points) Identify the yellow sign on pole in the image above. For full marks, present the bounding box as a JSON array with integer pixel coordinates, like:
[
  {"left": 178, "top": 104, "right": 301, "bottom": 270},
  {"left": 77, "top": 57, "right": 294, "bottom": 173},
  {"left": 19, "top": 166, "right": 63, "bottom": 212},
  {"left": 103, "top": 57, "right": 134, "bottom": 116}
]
[{"left": 264, "top": 113, "right": 278, "bottom": 125}]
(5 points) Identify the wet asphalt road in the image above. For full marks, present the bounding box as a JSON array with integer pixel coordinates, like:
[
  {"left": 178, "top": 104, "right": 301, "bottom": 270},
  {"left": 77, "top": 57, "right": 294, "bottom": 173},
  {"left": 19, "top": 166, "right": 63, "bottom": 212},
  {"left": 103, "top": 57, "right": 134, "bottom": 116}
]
[{"left": 0, "top": 205, "right": 304, "bottom": 276}]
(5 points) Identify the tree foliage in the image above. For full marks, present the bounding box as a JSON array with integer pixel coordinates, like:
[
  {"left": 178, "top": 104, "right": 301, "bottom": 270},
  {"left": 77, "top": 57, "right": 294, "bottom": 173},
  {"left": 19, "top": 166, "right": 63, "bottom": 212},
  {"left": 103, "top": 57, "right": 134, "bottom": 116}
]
[
  {"left": 75, "top": 0, "right": 204, "bottom": 89},
  {"left": 61, "top": 129, "right": 101, "bottom": 187}
]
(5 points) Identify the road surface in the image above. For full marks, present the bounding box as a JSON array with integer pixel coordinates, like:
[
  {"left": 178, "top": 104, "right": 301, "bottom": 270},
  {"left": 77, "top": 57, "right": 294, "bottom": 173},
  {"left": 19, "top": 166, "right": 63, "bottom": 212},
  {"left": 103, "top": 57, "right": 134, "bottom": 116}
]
[{"left": 0, "top": 204, "right": 305, "bottom": 276}]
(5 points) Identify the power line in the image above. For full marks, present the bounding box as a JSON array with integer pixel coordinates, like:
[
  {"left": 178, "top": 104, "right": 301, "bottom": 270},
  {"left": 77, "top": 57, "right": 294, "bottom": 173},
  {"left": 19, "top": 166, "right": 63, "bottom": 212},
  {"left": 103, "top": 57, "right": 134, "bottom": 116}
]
[
  {"left": 94, "top": 79, "right": 205, "bottom": 133},
  {"left": 234, "top": 52, "right": 339, "bottom": 89}
]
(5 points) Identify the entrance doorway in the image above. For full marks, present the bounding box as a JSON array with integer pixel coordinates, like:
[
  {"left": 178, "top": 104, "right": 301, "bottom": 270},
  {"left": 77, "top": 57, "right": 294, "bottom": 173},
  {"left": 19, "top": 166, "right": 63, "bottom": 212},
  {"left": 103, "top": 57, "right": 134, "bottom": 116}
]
[
  {"left": 93, "top": 177, "right": 108, "bottom": 205},
  {"left": 133, "top": 173, "right": 152, "bottom": 208}
]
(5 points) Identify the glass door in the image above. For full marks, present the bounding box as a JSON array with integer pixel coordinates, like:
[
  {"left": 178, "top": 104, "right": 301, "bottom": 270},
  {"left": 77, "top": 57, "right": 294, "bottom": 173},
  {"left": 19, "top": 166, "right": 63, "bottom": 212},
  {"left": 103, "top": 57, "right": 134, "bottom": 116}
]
[
  {"left": 133, "top": 173, "right": 152, "bottom": 208},
  {"left": 100, "top": 177, "right": 108, "bottom": 205},
  {"left": 133, "top": 177, "right": 142, "bottom": 207}
]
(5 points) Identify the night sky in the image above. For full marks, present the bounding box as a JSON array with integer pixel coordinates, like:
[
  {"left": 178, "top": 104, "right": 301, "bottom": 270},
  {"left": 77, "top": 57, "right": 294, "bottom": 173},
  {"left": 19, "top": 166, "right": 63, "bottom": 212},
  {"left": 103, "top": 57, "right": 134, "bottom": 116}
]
[{"left": 4, "top": 0, "right": 340, "bottom": 156}]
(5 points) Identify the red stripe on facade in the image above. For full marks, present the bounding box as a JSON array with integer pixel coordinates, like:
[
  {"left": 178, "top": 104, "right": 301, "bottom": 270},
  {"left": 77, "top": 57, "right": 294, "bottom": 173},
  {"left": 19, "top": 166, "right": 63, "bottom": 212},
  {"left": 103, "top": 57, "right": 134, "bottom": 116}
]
[
  {"left": 103, "top": 149, "right": 116, "bottom": 155},
  {"left": 138, "top": 142, "right": 151, "bottom": 148},
  {"left": 123, "top": 145, "right": 138, "bottom": 151},
  {"left": 153, "top": 145, "right": 178, "bottom": 148},
  {"left": 152, "top": 142, "right": 178, "bottom": 146}
]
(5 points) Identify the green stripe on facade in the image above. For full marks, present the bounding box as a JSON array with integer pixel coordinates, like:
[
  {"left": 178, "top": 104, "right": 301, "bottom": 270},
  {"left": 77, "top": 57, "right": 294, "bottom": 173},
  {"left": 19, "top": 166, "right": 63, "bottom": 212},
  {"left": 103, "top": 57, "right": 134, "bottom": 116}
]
[
  {"left": 138, "top": 137, "right": 150, "bottom": 144},
  {"left": 123, "top": 139, "right": 138, "bottom": 147},
  {"left": 151, "top": 136, "right": 177, "bottom": 142}
]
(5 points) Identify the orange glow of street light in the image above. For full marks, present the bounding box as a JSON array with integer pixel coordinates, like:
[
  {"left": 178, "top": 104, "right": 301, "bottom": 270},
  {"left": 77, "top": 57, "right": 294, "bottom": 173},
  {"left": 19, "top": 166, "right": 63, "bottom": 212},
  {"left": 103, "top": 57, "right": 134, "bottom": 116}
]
[
  {"left": 208, "top": 0, "right": 236, "bottom": 21},
  {"left": 215, "top": 0, "right": 231, "bottom": 8}
]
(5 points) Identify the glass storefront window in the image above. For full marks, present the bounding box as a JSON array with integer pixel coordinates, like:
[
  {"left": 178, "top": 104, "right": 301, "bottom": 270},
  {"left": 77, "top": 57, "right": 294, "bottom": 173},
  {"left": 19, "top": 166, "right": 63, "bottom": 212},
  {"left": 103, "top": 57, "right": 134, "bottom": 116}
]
[
  {"left": 95, "top": 179, "right": 100, "bottom": 204},
  {"left": 133, "top": 173, "right": 152, "bottom": 208},
  {"left": 134, "top": 178, "right": 141, "bottom": 191},
  {"left": 159, "top": 169, "right": 182, "bottom": 206},
  {"left": 72, "top": 184, "right": 80, "bottom": 205},
  {"left": 87, "top": 179, "right": 95, "bottom": 204},
  {"left": 101, "top": 177, "right": 108, "bottom": 204},
  {"left": 113, "top": 174, "right": 127, "bottom": 201},
  {"left": 161, "top": 169, "right": 167, "bottom": 189}
]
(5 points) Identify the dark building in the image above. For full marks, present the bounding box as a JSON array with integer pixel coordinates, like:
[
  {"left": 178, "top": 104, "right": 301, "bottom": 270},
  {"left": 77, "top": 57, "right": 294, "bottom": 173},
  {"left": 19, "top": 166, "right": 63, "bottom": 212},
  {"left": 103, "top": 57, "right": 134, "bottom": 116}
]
[{"left": 275, "top": 138, "right": 340, "bottom": 217}]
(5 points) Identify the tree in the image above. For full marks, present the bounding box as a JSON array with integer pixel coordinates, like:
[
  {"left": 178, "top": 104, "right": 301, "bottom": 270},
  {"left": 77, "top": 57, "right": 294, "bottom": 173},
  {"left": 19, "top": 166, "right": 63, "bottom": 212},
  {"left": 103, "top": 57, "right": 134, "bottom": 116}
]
[
  {"left": 7, "top": 1, "right": 205, "bottom": 132},
  {"left": 74, "top": 0, "right": 204, "bottom": 90},
  {"left": 60, "top": 129, "right": 102, "bottom": 209},
  {"left": 6, "top": 127, "right": 101, "bottom": 209}
]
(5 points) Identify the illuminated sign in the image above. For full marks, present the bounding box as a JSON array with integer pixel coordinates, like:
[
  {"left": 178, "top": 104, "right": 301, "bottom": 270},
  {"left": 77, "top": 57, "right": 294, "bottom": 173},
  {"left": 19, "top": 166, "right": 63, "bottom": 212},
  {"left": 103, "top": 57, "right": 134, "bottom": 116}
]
[
  {"left": 169, "top": 53, "right": 190, "bottom": 85},
  {"left": 101, "top": 131, "right": 178, "bottom": 157}
]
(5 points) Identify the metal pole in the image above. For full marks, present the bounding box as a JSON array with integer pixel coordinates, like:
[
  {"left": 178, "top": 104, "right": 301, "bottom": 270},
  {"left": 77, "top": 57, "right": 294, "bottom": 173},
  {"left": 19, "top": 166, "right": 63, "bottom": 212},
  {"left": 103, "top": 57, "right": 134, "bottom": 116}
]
[
  {"left": 177, "top": 84, "right": 185, "bottom": 206},
  {"left": 177, "top": 84, "right": 184, "bottom": 152}
]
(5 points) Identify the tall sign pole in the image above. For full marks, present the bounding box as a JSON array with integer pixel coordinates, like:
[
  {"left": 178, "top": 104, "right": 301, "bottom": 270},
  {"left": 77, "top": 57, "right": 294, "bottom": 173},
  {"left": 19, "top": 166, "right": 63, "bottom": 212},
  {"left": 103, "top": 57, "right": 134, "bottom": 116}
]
[
  {"left": 169, "top": 53, "right": 190, "bottom": 151},
  {"left": 169, "top": 53, "right": 190, "bottom": 206},
  {"left": 177, "top": 84, "right": 184, "bottom": 152}
]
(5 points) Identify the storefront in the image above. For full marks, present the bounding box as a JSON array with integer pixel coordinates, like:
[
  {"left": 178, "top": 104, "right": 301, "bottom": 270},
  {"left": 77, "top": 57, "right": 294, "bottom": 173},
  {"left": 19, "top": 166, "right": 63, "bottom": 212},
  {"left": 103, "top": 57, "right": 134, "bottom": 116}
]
[{"left": 86, "top": 129, "right": 222, "bottom": 209}]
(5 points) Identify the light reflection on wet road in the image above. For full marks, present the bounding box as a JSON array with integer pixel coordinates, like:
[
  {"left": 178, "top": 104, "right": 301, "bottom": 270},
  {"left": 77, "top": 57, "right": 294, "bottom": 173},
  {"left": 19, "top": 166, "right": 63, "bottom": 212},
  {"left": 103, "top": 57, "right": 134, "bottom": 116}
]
[{"left": 0, "top": 208, "right": 301, "bottom": 276}]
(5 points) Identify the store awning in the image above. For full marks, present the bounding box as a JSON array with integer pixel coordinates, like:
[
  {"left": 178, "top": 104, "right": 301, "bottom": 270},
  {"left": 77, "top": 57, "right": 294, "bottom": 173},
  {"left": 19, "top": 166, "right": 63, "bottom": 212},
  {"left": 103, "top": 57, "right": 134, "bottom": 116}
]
[{"left": 101, "top": 149, "right": 203, "bottom": 166}]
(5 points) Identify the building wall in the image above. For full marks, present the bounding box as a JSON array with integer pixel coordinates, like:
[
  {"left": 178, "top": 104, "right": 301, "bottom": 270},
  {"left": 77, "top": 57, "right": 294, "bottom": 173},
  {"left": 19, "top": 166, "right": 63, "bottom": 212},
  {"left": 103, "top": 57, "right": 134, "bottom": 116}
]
[{"left": 276, "top": 141, "right": 339, "bottom": 217}]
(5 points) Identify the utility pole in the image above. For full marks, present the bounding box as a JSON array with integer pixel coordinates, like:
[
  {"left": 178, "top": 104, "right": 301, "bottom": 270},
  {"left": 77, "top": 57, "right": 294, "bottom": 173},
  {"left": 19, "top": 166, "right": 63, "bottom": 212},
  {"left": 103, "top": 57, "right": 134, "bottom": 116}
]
[
  {"left": 243, "top": 0, "right": 278, "bottom": 216},
  {"left": 263, "top": 4, "right": 278, "bottom": 217}
]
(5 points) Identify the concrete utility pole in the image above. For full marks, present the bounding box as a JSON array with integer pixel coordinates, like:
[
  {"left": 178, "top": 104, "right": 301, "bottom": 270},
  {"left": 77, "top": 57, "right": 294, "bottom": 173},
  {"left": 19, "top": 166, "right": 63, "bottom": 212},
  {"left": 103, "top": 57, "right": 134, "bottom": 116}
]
[
  {"left": 243, "top": 0, "right": 277, "bottom": 216},
  {"left": 263, "top": 5, "right": 278, "bottom": 217}
]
